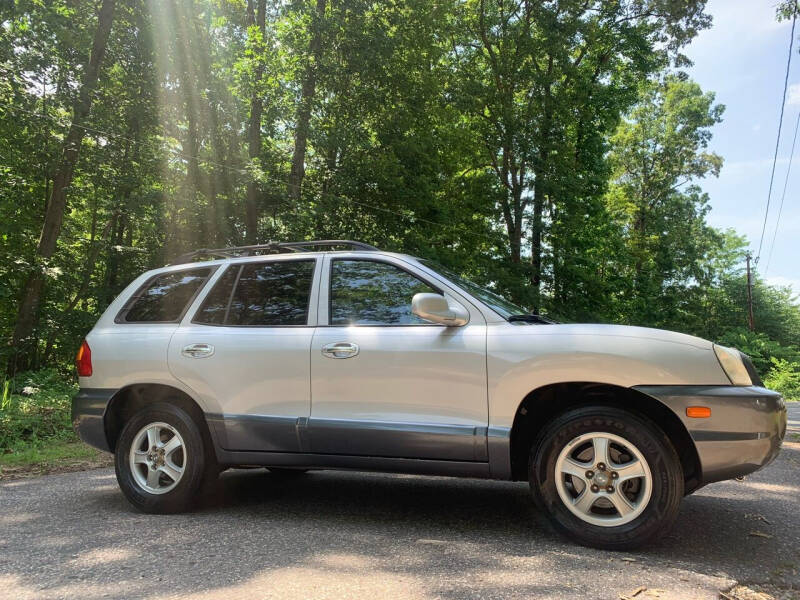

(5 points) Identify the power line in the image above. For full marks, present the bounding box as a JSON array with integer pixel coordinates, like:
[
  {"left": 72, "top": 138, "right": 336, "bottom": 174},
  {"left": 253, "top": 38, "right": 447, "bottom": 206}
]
[
  {"left": 764, "top": 110, "right": 800, "bottom": 274},
  {"left": 756, "top": 11, "right": 797, "bottom": 263}
]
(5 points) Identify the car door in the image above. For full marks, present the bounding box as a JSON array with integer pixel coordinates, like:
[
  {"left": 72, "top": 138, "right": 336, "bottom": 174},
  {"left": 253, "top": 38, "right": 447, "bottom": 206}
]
[
  {"left": 168, "top": 256, "right": 320, "bottom": 453},
  {"left": 308, "top": 255, "right": 488, "bottom": 461}
]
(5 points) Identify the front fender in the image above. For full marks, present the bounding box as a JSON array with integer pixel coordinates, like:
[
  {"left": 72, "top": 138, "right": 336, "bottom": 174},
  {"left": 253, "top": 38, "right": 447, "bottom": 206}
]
[{"left": 487, "top": 327, "right": 729, "bottom": 430}]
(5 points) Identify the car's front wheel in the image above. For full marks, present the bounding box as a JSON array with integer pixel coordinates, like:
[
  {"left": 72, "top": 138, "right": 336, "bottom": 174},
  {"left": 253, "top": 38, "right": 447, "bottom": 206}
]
[
  {"left": 115, "top": 402, "right": 207, "bottom": 513},
  {"left": 530, "top": 406, "right": 683, "bottom": 550}
]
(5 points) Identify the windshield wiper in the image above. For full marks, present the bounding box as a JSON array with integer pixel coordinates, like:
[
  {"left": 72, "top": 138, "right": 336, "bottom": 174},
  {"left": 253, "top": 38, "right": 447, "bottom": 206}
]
[{"left": 508, "top": 313, "right": 557, "bottom": 324}]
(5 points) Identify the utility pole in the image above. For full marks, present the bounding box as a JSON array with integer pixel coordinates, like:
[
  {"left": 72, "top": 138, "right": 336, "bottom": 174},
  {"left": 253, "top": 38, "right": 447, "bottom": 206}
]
[{"left": 746, "top": 252, "right": 755, "bottom": 331}]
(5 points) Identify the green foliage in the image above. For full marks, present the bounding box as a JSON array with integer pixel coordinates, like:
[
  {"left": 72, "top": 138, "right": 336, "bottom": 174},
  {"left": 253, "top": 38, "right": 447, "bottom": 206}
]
[
  {"left": 715, "top": 328, "right": 798, "bottom": 374},
  {"left": 764, "top": 358, "right": 800, "bottom": 402},
  {"left": 0, "top": 0, "right": 798, "bottom": 401},
  {"left": 0, "top": 439, "right": 103, "bottom": 473},
  {"left": 604, "top": 75, "right": 725, "bottom": 329},
  {"left": 0, "top": 370, "right": 77, "bottom": 451}
]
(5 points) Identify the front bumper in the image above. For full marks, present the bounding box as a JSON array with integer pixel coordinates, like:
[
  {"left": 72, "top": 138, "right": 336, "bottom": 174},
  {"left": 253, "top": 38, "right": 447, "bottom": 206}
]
[
  {"left": 72, "top": 388, "right": 117, "bottom": 452},
  {"left": 634, "top": 385, "right": 786, "bottom": 486}
]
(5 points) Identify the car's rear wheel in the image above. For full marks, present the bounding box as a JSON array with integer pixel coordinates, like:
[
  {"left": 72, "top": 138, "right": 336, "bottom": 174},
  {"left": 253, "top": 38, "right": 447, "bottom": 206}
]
[
  {"left": 530, "top": 406, "right": 683, "bottom": 550},
  {"left": 115, "top": 402, "right": 207, "bottom": 513}
]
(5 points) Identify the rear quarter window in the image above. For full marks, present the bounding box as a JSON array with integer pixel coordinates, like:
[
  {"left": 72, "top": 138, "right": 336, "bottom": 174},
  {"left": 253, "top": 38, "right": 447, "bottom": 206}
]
[{"left": 117, "top": 267, "right": 214, "bottom": 323}]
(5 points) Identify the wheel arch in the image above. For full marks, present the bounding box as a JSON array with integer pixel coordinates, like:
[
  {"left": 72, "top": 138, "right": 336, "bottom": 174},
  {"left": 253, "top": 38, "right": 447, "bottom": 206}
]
[
  {"left": 104, "top": 383, "right": 216, "bottom": 457},
  {"left": 508, "top": 382, "right": 701, "bottom": 493}
]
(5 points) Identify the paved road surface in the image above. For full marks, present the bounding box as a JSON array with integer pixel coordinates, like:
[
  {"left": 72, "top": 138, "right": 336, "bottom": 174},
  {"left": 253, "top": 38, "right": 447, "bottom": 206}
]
[{"left": 1, "top": 404, "right": 798, "bottom": 600}]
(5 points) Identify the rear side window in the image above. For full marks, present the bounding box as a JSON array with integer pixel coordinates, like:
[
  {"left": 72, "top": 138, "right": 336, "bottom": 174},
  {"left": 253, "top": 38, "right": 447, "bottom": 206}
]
[
  {"left": 119, "top": 268, "right": 213, "bottom": 323},
  {"left": 194, "top": 260, "right": 315, "bottom": 326},
  {"left": 192, "top": 266, "right": 239, "bottom": 325}
]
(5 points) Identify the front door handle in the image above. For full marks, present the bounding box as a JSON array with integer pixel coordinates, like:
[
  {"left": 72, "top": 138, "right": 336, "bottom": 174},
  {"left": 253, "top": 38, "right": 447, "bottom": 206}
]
[
  {"left": 321, "top": 342, "right": 359, "bottom": 359},
  {"left": 182, "top": 343, "right": 215, "bottom": 359}
]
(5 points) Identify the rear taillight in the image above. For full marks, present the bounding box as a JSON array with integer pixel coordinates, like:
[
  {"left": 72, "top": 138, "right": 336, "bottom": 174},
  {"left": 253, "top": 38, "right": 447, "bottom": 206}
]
[{"left": 76, "top": 340, "right": 92, "bottom": 377}]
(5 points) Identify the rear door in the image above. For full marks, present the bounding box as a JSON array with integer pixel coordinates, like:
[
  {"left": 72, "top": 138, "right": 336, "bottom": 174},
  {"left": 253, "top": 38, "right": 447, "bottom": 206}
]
[{"left": 168, "top": 257, "right": 320, "bottom": 452}]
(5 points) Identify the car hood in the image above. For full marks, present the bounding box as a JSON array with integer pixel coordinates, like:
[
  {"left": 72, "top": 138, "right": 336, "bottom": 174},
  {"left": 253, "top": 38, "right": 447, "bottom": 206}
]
[{"left": 513, "top": 322, "right": 714, "bottom": 351}]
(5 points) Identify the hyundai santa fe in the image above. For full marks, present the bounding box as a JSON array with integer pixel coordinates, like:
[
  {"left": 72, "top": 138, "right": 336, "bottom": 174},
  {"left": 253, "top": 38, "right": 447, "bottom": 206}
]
[{"left": 71, "top": 240, "right": 787, "bottom": 549}]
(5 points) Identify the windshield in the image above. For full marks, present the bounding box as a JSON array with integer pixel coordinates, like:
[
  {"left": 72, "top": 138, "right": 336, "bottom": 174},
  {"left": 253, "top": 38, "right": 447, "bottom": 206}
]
[{"left": 418, "top": 259, "right": 528, "bottom": 319}]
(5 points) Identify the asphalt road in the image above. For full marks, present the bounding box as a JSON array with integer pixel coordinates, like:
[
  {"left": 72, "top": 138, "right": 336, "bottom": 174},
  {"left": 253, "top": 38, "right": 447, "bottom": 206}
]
[{"left": 1, "top": 404, "right": 798, "bottom": 600}]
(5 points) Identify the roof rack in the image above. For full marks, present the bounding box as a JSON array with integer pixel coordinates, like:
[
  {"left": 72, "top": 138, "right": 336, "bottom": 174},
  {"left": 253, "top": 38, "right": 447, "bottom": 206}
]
[{"left": 171, "top": 240, "right": 379, "bottom": 265}]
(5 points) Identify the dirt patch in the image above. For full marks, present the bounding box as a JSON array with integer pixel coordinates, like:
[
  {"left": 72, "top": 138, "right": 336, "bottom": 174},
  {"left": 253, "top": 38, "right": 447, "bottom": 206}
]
[{"left": 0, "top": 453, "right": 113, "bottom": 482}]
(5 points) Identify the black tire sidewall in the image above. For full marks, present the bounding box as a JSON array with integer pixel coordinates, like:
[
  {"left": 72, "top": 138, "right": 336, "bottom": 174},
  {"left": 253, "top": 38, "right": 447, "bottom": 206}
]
[
  {"left": 114, "top": 402, "right": 206, "bottom": 513},
  {"left": 530, "top": 406, "right": 683, "bottom": 550}
]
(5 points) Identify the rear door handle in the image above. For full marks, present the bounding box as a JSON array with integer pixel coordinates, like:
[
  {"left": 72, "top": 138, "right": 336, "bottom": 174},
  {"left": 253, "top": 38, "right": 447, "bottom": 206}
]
[
  {"left": 182, "top": 343, "right": 215, "bottom": 359},
  {"left": 321, "top": 342, "right": 359, "bottom": 359}
]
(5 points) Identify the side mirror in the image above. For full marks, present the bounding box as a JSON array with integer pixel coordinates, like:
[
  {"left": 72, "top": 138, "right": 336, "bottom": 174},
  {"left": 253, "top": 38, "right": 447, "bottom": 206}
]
[{"left": 411, "top": 293, "right": 469, "bottom": 327}]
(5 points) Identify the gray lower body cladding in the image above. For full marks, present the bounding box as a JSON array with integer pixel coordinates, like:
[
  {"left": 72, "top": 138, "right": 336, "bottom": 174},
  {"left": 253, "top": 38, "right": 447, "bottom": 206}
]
[
  {"left": 634, "top": 385, "right": 786, "bottom": 486},
  {"left": 206, "top": 413, "right": 488, "bottom": 461},
  {"left": 72, "top": 389, "right": 499, "bottom": 477},
  {"left": 71, "top": 388, "right": 116, "bottom": 452},
  {"left": 73, "top": 384, "right": 786, "bottom": 486}
]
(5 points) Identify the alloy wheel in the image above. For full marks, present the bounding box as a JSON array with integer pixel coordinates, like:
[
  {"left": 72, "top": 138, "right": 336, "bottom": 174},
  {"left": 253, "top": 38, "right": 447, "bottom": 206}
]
[
  {"left": 554, "top": 431, "right": 652, "bottom": 527},
  {"left": 128, "top": 422, "right": 186, "bottom": 494}
]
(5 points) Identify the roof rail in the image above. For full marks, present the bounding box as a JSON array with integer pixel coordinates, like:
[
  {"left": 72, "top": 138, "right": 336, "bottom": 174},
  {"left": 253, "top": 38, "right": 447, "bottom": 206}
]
[{"left": 171, "top": 240, "right": 378, "bottom": 264}]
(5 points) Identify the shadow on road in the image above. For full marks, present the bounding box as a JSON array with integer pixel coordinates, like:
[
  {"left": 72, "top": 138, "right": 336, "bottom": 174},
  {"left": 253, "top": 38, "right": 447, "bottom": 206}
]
[{"left": 2, "top": 419, "right": 799, "bottom": 600}]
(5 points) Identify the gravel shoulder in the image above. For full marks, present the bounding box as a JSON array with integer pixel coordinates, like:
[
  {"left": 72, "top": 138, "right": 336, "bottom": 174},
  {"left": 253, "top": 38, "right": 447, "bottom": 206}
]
[
  {"left": 0, "top": 404, "right": 797, "bottom": 600},
  {"left": 0, "top": 442, "right": 113, "bottom": 481}
]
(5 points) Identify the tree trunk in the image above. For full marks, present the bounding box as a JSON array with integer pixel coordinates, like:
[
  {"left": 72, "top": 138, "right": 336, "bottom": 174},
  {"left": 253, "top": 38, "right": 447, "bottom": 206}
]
[
  {"left": 287, "top": 0, "right": 326, "bottom": 203},
  {"left": 170, "top": 0, "right": 202, "bottom": 254},
  {"left": 530, "top": 69, "right": 554, "bottom": 313},
  {"left": 104, "top": 209, "right": 126, "bottom": 304},
  {"left": 244, "top": 0, "right": 267, "bottom": 244},
  {"left": 8, "top": 0, "right": 116, "bottom": 375},
  {"left": 208, "top": 104, "right": 230, "bottom": 245},
  {"left": 531, "top": 172, "right": 545, "bottom": 313},
  {"left": 190, "top": 12, "right": 229, "bottom": 246},
  {"left": 506, "top": 220, "right": 522, "bottom": 263}
]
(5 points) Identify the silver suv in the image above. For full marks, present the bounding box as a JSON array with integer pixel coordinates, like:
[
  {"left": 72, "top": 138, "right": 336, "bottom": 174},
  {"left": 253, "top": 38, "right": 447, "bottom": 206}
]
[{"left": 72, "top": 240, "right": 786, "bottom": 549}]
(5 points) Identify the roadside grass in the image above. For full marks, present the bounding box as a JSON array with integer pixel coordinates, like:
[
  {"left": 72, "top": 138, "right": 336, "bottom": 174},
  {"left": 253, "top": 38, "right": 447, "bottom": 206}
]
[
  {"left": 0, "top": 439, "right": 111, "bottom": 480},
  {"left": 0, "top": 369, "right": 112, "bottom": 479},
  {"left": 1, "top": 439, "right": 95, "bottom": 467}
]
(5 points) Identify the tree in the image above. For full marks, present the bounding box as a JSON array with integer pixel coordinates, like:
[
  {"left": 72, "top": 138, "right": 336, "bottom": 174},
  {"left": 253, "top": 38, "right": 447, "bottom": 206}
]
[
  {"left": 288, "top": 0, "right": 325, "bottom": 203},
  {"left": 8, "top": 0, "right": 117, "bottom": 374},
  {"left": 605, "top": 75, "right": 724, "bottom": 327},
  {"left": 450, "top": 0, "right": 711, "bottom": 310},
  {"left": 244, "top": 0, "right": 267, "bottom": 243},
  {"left": 1, "top": 0, "right": 798, "bottom": 392}
]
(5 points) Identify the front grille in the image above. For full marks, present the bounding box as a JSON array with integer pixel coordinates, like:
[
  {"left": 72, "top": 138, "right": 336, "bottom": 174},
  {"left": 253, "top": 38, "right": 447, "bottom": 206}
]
[{"left": 740, "top": 352, "right": 763, "bottom": 387}]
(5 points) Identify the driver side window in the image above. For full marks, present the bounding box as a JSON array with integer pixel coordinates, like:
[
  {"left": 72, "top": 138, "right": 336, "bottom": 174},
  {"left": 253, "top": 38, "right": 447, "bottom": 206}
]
[{"left": 329, "top": 260, "right": 438, "bottom": 325}]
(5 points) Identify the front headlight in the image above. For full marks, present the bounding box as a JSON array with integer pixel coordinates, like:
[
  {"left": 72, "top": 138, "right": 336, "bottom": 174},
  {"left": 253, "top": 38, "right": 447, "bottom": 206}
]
[{"left": 713, "top": 344, "right": 752, "bottom": 386}]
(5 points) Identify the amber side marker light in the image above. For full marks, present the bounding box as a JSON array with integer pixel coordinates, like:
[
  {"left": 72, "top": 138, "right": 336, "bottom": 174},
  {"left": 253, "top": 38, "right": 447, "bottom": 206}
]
[{"left": 686, "top": 406, "right": 711, "bottom": 418}]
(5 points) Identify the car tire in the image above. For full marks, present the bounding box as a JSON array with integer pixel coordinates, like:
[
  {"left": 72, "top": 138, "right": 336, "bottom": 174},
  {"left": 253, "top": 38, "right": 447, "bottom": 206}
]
[
  {"left": 529, "top": 406, "right": 683, "bottom": 550},
  {"left": 115, "top": 402, "right": 207, "bottom": 514}
]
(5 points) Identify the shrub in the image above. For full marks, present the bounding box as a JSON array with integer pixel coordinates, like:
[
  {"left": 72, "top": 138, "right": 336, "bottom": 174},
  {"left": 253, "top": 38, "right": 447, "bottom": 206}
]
[
  {"left": 0, "top": 369, "right": 77, "bottom": 451},
  {"left": 764, "top": 358, "right": 800, "bottom": 402},
  {"left": 715, "top": 328, "right": 800, "bottom": 378}
]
